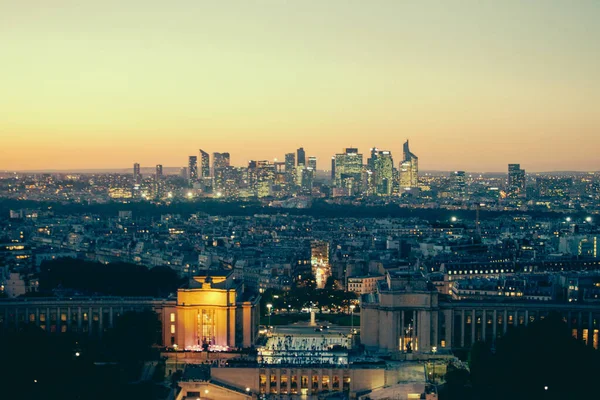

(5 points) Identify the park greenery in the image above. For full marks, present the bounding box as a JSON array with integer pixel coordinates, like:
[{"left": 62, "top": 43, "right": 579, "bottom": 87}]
[
  {"left": 260, "top": 277, "right": 359, "bottom": 324},
  {"left": 0, "top": 311, "right": 167, "bottom": 400},
  {"left": 37, "top": 258, "right": 185, "bottom": 297},
  {"left": 442, "top": 312, "right": 600, "bottom": 400}
]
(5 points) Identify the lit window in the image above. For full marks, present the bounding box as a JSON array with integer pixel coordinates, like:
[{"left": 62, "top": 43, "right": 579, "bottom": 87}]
[
  {"left": 170, "top": 313, "right": 176, "bottom": 322},
  {"left": 171, "top": 325, "right": 175, "bottom": 334}
]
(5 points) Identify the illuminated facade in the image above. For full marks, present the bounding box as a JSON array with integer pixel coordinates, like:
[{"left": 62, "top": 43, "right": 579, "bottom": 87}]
[
  {"left": 311, "top": 240, "right": 331, "bottom": 289},
  {"left": 508, "top": 163, "right": 526, "bottom": 196},
  {"left": 0, "top": 272, "right": 260, "bottom": 350},
  {"left": 399, "top": 140, "right": 418, "bottom": 189},
  {"left": 166, "top": 272, "right": 261, "bottom": 350},
  {"left": 361, "top": 270, "right": 600, "bottom": 354},
  {"left": 199, "top": 149, "right": 210, "bottom": 178},
  {"left": 188, "top": 156, "right": 198, "bottom": 183},
  {"left": 333, "top": 148, "right": 363, "bottom": 196}
]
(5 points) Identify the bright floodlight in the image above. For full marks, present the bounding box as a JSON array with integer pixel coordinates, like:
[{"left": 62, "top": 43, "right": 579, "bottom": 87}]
[
  {"left": 187, "top": 192, "right": 193, "bottom": 198},
  {"left": 267, "top": 303, "right": 272, "bottom": 309},
  {"left": 350, "top": 304, "right": 356, "bottom": 310},
  {"left": 566, "top": 217, "right": 571, "bottom": 222},
  {"left": 246, "top": 387, "right": 250, "bottom": 392},
  {"left": 451, "top": 216, "right": 457, "bottom": 222},
  {"left": 586, "top": 216, "right": 593, "bottom": 223}
]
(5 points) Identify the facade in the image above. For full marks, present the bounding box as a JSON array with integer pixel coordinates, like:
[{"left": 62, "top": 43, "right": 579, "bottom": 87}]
[
  {"left": 508, "top": 163, "right": 526, "bottom": 196},
  {"left": 374, "top": 150, "right": 394, "bottom": 196},
  {"left": 347, "top": 275, "right": 385, "bottom": 294},
  {"left": 297, "top": 147, "right": 306, "bottom": 166},
  {"left": 199, "top": 149, "right": 210, "bottom": 178},
  {"left": 188, "top": 156, "right": 198, "bottom": 183},
  {"left": 333, "top": 148, "right": 363, "bottom": 195},
  {"left": 361, "top": 270, "right": 600, "bottom": 354},
  {"left": 0, "top": 271, "right": 260, "bottom": 350},
  {"left": 169, "top": 271, "right": 260, "bottom": 350},
  {"left": 133, "top": 162, "right": 141, "bottom": 185},
  {"left": 399, "top": 140, "right": 418, "bottom": 189},
  {"left": 212, "top": 152, "right": 231, "bottom": 177}
]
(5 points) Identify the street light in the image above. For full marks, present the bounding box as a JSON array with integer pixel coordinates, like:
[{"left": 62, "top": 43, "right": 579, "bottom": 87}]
[
  {"left": 586, "top": 216, "right": 593, "bottom": 223},
  {"left": 431, "top": 346, "right": 437, "bottom": 384},
  {"left": 350, "top": 304, "right": 356, "bottom": 335},
  {"left": 266, "top": 303, "right": 273, "bottom": 330},
  {"left": 450, "top": 216, "right": 457, "bottom": 222},
  {"left": 173, "top": 344, "right": 178, "bottom": 372}
]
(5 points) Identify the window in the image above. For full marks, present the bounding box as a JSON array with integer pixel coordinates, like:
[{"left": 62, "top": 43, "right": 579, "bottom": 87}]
[
  {"left": 322, "top": 376, "right": 330, "bottom": 390},
  {"left": 170, "top": 313, "right": 176, "bottom": 322},
  {"left": 171, "top": 324, "right": 176, "bottom": 334}
]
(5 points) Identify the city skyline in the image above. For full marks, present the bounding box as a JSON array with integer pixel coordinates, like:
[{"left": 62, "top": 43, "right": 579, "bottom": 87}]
[{"left": 2, "top": 1, "right": 600, "bottom": 172}]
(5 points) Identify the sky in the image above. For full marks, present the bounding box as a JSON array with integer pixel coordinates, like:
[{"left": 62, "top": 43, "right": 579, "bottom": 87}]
[{"left": 1, "top": 0, "right": 599, "bottom": 172}]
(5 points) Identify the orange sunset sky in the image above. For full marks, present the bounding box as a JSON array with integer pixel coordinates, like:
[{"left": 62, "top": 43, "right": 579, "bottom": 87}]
[{"left": 1, "top": 1, "right": 599, "bottom": 172}]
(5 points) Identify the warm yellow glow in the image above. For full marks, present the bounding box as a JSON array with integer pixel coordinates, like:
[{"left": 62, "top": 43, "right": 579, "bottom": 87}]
[{"left": 0, "top": 2, "right": 599, "bottom": 171}]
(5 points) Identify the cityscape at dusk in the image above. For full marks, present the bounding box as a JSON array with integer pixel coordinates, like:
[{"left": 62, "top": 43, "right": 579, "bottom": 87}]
[{"left": 1, "top": 1, "right": 599, "bottom": 400}]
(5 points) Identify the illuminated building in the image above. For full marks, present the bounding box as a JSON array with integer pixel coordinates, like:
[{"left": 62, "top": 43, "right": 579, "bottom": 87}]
[
  {"left": 361, "top": 270, "right": 600, "bottom": 354},
  {"left": 155, "top": 164, "right": 163, "bottom": 180},
  {"left": 188, "top": 156, "right": 198, "bottom": 183},
  {"left": 297, "top": 147, "right": 306, "bottom": 166},
  {"left": 450, "top": 171, "right": 466, "bottom": 197},
  {"left": 333, "top": 148, "right": 363, "bottom": 196},
  {"left": 212, "top": 152, "right": 230, "bottom": 177},
  {"left": 508, "top": 163, "right": 526, "bottom": 196},
  {"left": 199, "top": 149, "right": 210, "bottom": 178},
  {"left": 0, "top": 271, "right": 260, "bottom": 350},
  {"left": 284, "top": 152, "right": 295, "bottom": 174},
  {"left": 399, "top": 140, "right": 418, "bottom": 189},
  {"left": 308, "top": 156, "right": 317, "bottom": 175},
  {"left": 311, "top": 240, "right": 330, "bottom": 289},
  {"left": 374, "top": 150, "right": 393, "bottom": 196},
  {"left": 133, "top": 163, "right": 141, "bottom": 185}
]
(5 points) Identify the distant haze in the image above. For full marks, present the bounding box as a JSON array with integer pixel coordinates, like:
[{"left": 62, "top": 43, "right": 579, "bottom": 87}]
[{"left": 1, "top": 1, "right": 599, "bottom": 172}]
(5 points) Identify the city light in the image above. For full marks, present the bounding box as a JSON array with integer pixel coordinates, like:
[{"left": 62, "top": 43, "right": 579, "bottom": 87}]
[
  {"left": 585, "top": 216, "right": 592, "bottom": 223},
  {"left": 451, "top": 216, "right": 457, "bottom": 222}
]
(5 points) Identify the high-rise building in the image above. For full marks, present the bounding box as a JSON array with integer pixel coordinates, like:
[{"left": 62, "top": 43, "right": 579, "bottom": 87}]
[
  {"left": 212, "top": 152, "right": 231, "bottom": 176},
  {"left": 188, "top": 156, "right": 198, "bottom": 183},
  {"left": 334, "top": 148, "right": 363, "bottom": 195},
  {"left": 155, "top": 164, "right": 163, "bottom": 180},
  {"left": 154, "top": 165, "right": 164, "bottom": 198},
  {"left": 374, "top": 150, "right": 393, "bottom": 196},
  {"left": 284, "top": 153, "right": 296, "bottom": 173},
  {"left": 308, "top": 156, "right": 317, "bottom": 172},
  {"left": 297, "top": 147, "right": 306, "bottom": 166},
  {"left": 508, "top": 164, "right": 526, "bottom": 195},
  {"left": 399, "top": 140, "right": 418, "bottom": 189},
  {"left": 133, "top": 163, "right": 141, "bottom": 185},
  {"left": 179, "top": 167, "right": 188, "bottom": 180},
  {"left": 451, "top": 171, "right": 466, "bottom": 196},
  {"left": 199, "top": 150, "right": 210, "bottom": 178},
  {"left": 331, "top": 157, "right": 336, "bottom": 181}
]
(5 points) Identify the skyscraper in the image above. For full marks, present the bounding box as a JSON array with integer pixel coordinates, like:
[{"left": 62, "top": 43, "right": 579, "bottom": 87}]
[
  {"left": 451, "top": 171, "right": 466, "bottom": 196},
  {"left": 212, "top": 152, "right": 230, "bottom": 176},
  {"left": 508, "top": 164, "right": 526, "bottom": 195},
  {"left": 308, "top": 156, "right": 317, "bottom": 180},
  {"left": 155, "top": 164, "right": 163, "bottom": 180},
  {"left": 331, "top": 157, "right": 336, "bottom": 181},
  {"left": 399, "top": 140, "right": 418, "bottom": 189},
  {"left": 188, "top": 156, "right": 198, "bottom": 183},
  {"left": 297, "top": 147, "right": 306, "bottom": 166},
  {"left": 155, "top": 165, "right": 163, "bottom": 198},
  {"left": 133, "top": 163, "right": 141, "bottom": 185},
  {"left": 334, "top": 148, "right": 363, "bottom": 195},
  {"left": 374, "top": 150, "right": 393, "bottom": 196},
  {"left": 199, "top": 149, "right": 210, "bottom": 178},
  {"left": 284, "top": 153, "right": 295, "bottom": 173}
]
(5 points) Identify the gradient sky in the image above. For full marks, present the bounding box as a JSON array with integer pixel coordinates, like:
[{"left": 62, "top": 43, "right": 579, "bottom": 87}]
[{"left": 1, "top": 0, "right": 599, "bottom": 172}]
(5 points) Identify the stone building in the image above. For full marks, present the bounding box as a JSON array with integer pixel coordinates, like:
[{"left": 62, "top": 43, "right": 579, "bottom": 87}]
[{"left": 361, "top": 269, "right": 600, "bottom": 355}]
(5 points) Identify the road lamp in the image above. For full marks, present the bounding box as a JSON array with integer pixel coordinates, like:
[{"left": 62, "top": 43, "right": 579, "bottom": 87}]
[
  {"left": 173, "top": 344, "right": 178, "bottom": 372},
  {"left": 266, "top": 303, "right": 273, "bottom": 331},
  {"left": 350, "top": 304, "right": 356, "bottom": 334},
  {"left": 431, "top": 346, "right": 437, "bottom": 384}
]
